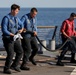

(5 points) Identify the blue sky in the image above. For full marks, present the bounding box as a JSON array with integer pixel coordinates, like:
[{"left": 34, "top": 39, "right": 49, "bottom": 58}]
[{"left": 0, "top": 0, "right": 76, "bottom": 8}]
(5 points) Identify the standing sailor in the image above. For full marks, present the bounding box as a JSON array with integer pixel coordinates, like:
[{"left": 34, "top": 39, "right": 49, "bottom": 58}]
[
  {"left": 1, "top": 4, "right": 23, "bottom": 74},
  {"left": 20, "top": 8, "right": 38, "bottom": 70},
  {"left": 56, "top": 13, "right": 76, "bottom": 66}
]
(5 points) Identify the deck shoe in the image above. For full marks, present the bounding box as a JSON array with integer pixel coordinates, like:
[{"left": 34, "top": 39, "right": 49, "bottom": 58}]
[
  {"left": 3, "top": 69, "right": 12, "bottom": 74},
  {"left": 29, "top": 58, "right": 37, "bottom": 65},
  {"left": 10, "top": 66, "right": 21, "bottom": 72},
  {"left": 20, "top": 63, "right": 30, "bottom": 70},
  {"left": 56, "top": 61, "right": 64, "bottom": 66},
  {"left": 20, "top": 66, "right": 30, "bottom": 70}
]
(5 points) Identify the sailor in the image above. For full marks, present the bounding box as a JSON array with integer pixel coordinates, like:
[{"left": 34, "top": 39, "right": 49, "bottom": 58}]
[
  {"left": 20, "top": 8, "right": 38, "bottom": 70},
  {"left": 56, "top": 13, "right": 76, "bottom": 66},
  {"left": 1, "top": 4, "right": 23, "bottom": 74}
]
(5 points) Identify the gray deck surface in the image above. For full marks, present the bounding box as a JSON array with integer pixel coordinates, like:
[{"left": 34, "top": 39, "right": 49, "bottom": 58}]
[{"left": 0, "top": 50, "right": 75, "bottom": 75}]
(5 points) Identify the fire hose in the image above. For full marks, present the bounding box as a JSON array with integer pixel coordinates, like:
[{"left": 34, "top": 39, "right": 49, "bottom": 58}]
[{"left": 24, "top": 30, "right": 69, "bottom": 52}]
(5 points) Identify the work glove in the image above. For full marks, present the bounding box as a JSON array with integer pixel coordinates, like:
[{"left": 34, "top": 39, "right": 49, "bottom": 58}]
[{"left": 13, "top": 33, "right": 23, "bottom": 41}]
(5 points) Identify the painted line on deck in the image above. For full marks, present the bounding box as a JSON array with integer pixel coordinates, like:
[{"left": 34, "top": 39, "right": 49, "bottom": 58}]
[
  {"left": 65, "top": 66, "right": 76, "bottom": 75},
  {"left": 70, "top": 67, "right": 76, "bottom": 75}
]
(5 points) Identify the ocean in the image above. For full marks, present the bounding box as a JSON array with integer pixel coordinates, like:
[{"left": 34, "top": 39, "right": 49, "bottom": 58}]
[{"left": 0, "top": 8, "right": 76, "bottom": 48}]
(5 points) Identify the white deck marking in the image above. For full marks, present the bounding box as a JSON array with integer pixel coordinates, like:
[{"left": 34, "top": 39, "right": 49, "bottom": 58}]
[{"left": 65, "top": 66, "right": 76, "bottom": 75}]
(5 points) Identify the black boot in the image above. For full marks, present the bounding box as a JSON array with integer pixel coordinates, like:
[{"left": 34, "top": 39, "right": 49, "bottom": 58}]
[
  {"left": 56, "top": 56, "right": 64, "bottom": 66},
  {"left": 29, "top": 49, "right": 38, "bottom": 65},
  {"left": 10, "top": 66, "right": 21, "bottom": 72},
  {"left": 56, "top": 61, "right": 64, "bottom": 66},
  {"left": 3, "top": 67, "right": 12, "bottom": 74},
  {"left": 29, "top": 57, "right": 37, "bottom": 65},
  {"left": 70, "top": 53, "right": 76, "bottom": 63},
  {"left": 20, "top": 63, "right": 30, "bottom": 70}
]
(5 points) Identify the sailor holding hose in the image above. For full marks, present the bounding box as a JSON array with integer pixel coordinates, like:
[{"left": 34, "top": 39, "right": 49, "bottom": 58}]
[
  {"left": 56, "top": 13, "right": 76, "bottom": 66},
  {"left": 20, "top": 8, "right": 38, "bottom": 70}
]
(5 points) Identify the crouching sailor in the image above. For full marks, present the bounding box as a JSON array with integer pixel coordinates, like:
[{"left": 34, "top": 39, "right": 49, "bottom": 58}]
[{"left": 1, "top": 4, "right": 23, "bottom": 74}]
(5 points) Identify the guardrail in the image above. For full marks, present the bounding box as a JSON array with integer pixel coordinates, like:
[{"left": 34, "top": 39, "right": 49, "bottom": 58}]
[
  {"left": 37, "top": 26, "right": 56, "bottom": 40},
  {"left": 37, "top": 26, "right": 55, "bottom": 28}
]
